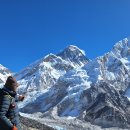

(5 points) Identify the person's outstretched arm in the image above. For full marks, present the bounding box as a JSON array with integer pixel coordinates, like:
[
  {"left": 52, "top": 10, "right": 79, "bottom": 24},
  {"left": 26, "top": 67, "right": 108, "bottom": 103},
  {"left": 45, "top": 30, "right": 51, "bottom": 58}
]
[{"left": 15, "top": 94, "right": 25, "bottom": 102}]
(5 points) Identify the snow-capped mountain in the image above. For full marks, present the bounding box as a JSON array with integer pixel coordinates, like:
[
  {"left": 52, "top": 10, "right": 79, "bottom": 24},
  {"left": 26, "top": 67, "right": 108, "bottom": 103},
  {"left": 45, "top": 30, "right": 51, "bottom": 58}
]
[
  {"left": 1, "top": 39, "right": 130, "bottom": 129},
  {"left": 84, "top": 38, "right": 130, "bottom": 91},
  {"left": 0, "top": 64, "right": 12, "bottom": 84},
  {"left": 17, "top": 37, "right": 130, "bottom": 129},
  {"left": 14, "top": 45, "right": 89, "bottom": 108}
]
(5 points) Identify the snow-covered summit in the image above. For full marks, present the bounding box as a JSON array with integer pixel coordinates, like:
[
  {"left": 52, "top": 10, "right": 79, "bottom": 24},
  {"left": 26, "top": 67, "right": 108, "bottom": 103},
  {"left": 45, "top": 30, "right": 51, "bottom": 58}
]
[
  {"left": 111, "top": 37, "right": 130, "bottom": 58},
  {"left": 0, "top": 64, "right": 12, "bottom": 84},
  {"left": 57, "top": 45, "right": 89, "bottom": 67}
]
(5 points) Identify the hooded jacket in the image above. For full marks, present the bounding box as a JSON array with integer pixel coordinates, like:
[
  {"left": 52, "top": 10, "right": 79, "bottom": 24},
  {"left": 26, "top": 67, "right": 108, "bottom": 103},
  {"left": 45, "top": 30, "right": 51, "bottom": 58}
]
[{"left": 0, "top": 76, "right": 21, "bottom": 130}]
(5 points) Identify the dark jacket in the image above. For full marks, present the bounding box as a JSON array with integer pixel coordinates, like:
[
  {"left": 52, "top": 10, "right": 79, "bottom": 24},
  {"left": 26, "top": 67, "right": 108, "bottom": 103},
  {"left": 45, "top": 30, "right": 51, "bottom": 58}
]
[{"left": 0, "top": 87, "right": 21, "bottom": 130}]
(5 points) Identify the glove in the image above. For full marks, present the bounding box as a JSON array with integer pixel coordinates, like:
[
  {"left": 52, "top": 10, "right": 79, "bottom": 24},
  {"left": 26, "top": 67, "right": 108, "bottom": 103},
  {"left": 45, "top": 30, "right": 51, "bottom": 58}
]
[
  {"left": 19, "top": 95, "right": 25, "bottom": 101},
  {"left": 12, "top": 126, "right": 18, "bottom": 130}
]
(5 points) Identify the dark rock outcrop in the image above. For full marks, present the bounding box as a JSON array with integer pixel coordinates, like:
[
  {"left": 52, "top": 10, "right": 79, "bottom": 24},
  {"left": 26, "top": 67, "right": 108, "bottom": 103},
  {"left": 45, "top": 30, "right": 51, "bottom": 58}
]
[{"left": 83, "top": 82, "right": 130, "bottom": 128}]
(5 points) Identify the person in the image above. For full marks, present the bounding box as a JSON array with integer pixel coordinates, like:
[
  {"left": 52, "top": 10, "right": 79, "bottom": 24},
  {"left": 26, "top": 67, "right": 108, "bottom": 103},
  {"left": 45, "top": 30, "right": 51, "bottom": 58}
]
[{"left": 0, "top": 76, "right": 25, "bottom": 130}]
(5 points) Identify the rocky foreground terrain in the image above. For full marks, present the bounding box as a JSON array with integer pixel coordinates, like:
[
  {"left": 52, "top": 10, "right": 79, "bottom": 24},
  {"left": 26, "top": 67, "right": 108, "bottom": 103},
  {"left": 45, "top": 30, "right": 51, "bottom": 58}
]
[
  {"left": 20, "top": 115, "right": 130, "bottom": 130},
  {"left": 20, "top": 116, "right": 55, "bottom": 130}
]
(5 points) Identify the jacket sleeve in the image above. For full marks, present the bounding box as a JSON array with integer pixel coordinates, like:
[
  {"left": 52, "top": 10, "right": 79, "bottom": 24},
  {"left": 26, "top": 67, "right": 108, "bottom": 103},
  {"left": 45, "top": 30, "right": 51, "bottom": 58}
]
[
  {"left": 0, "top": 95, "right": 13, "bottom": 130},
  {"left": 15, "top": 94, "right": 20, "bottom": 102}
]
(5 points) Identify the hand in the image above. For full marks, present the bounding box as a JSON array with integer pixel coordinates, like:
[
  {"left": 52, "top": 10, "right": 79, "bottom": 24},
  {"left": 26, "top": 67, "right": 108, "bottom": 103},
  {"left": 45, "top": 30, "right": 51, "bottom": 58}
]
[
  {"left": 12, "top": 126, "right": 18, "bottom": 130},
  {"left": 19, "top": 95, "right": 25, "bottom": 101}
]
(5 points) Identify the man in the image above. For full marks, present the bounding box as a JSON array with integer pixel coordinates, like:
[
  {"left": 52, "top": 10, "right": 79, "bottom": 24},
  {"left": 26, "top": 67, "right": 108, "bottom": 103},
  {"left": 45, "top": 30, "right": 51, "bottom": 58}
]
[{"left": 0, "top": 76, "right": 24, "bottom": 130}]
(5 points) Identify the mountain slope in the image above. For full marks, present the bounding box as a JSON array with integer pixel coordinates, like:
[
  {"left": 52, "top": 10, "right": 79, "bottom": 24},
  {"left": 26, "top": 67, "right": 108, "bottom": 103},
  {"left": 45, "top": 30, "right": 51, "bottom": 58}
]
[
  {"left": 0, "top": 64, "right": 12, "bottom": 84},
  {"left": 15, "top": 54, "right": 74, "bottom": 93}
]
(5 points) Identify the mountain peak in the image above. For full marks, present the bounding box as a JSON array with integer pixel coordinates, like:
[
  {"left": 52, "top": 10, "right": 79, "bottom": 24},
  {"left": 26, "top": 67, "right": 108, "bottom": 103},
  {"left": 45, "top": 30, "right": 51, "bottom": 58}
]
[
  {"left": 113, "top": 37, "right": 129, "bottom": 50},
  {"left": 63, "top": 45, "right": 86, "bottom": 55},
  {"left": 0, "top": 64, "right": 12, "bottom": 83},
  {"left": 57, "top": 45, "right": 89, "bottom": 67},
  {"left": 43, "top": 53, "right": 57, "bottom": 62},
  {"left": 110, "top": 37, "right": 130, "bottom": 58}
]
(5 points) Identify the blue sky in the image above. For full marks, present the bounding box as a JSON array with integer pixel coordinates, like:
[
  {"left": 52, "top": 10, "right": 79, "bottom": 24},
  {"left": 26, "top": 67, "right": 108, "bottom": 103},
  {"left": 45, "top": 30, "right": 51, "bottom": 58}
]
[{"left": 0, "top": 0, "right": 130, "bottom": 72}]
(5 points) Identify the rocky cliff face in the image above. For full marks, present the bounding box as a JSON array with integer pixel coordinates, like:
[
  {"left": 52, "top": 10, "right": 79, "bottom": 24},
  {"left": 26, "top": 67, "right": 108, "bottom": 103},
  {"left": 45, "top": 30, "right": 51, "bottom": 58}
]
[{"left": 80, "top": 82, "right": 130, "bottom": 128}]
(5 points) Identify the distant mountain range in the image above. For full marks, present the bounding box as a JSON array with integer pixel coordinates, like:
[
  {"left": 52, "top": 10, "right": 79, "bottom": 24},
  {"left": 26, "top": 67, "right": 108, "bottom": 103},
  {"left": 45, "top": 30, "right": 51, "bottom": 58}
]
[{"left": 1, "top": 38, "right": 130, "bottom": 130}]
